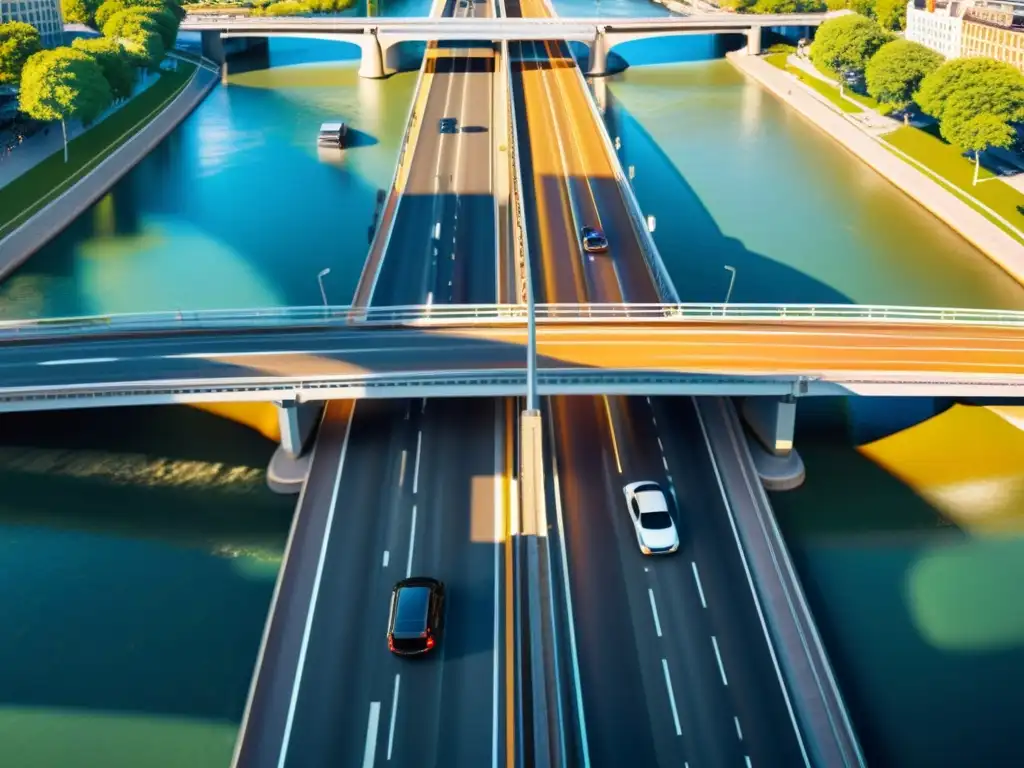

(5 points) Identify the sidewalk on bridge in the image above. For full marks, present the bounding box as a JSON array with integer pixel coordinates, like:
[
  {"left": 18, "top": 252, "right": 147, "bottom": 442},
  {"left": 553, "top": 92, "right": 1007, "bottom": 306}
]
[{"left": 728, "top": 50, "right": 1024, "bottom": 288}]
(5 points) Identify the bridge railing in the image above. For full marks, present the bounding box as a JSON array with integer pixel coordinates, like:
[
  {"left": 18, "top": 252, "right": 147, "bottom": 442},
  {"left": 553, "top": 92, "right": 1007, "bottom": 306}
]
[{"left": 3, "top": 303, "right": 1024, "bottom": 339}]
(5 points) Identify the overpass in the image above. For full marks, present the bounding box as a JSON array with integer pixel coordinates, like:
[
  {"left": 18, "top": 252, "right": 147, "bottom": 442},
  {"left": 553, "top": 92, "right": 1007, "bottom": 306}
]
[{"left": 181, "top": 12, "right": 847, "bottom": 77}]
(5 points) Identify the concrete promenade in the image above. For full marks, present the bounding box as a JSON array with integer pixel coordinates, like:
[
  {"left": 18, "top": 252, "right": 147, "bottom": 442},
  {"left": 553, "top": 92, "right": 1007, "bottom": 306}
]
[
  {"left": 728, "top": 51, "right": 1024, "bottom": 288},
  {"left": 0, "top": 63, "right": 219, "bottom": 281}
]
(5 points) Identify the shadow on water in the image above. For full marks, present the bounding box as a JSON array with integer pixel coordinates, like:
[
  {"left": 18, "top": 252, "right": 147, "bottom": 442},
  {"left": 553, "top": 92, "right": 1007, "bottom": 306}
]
[
  {"left": 770, "top": 397, "right": 1024, "bottom": 767},
  {"left": 594, "top": 67, "right": 852, "bottom": 304},
  {"left": 0, "top": 404, "right": 292, "bottom": 727}
]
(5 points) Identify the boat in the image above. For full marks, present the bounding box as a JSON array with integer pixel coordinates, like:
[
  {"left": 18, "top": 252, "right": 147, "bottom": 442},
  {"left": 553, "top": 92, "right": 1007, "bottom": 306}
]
[{"left": 317, "top": 122, "right": 347, "bottom": 148}]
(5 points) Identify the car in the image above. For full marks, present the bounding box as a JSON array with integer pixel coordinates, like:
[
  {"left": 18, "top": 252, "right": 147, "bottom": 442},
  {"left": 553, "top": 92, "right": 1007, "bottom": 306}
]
[
  {"left": 581, "top": 226, "right": 609, "bottom": 253},
  {"left": 439, "top": 117, "right": 458, "bottom": 134},
  {"left": 622, "top": 481, "right": 679, "bottom": 555},
  {"left": 387, "top": 577, "right": 445, "bottom": 656}
]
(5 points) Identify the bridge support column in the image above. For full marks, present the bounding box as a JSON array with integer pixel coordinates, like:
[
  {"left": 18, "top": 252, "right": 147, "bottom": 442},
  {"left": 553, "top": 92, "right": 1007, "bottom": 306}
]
[
  {"left": 741, "top": 396, "right": 805, "bottom": 491},
  {"left": 587, "top": 28, "right": 609, "bottom": 77},
  {"left": 358, "top": 30, "right": 386, "bottom": 79},
  {"left": 746, "top": 26, "right": 763, "bottom": 55},
  {"left": 267, "top": 400, "right": 324, "bottom": 494},
  {"left": 200, "top": 30, "right": 225, "bottom": 65}
]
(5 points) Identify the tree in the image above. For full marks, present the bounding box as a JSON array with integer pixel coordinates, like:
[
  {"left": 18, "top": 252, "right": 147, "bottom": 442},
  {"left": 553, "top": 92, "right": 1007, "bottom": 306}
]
[
  {"left": 865, "top": 39, "right": 942, "bottom": 123},
  {"left": 72, "top": 36, "right": 136, "bottom": 101},
  {"left": 943, "top": 109, "right": 1016, "bottom": 185},
  {"left": 810, "top": 14, "right": 892, "bottom": 87},
  {"left": 874, "top": 0, "right": 908, "bottom": 30},
  {"left": 718, "top": 0, "right": 755, "bottom": 9},
  {"left": 916, "top": 58, "right": 1024, "bottom": 124},
  {"left": 19, "top": 47, "right": 112, "bottom": 162},
  {"left": 825, "top": 0, "right": 873, "bottom": 15},
  {"left": 753, "top": 0, "right": 826, "bottom": 12},
  {"left": 103, "top": 9, "right": 166, "bottom": 67},
  {"left": 132, "top": 5, "right": 181, "bottom": 50},
  {"left": 0, "top": 21, "right": 42, "bottom": 86},
  {"left": 61, "top": 0, "right": 92, "bottom": 24},
  {"left": 95, "top": 0, "right": 126, "bottom": 29}
]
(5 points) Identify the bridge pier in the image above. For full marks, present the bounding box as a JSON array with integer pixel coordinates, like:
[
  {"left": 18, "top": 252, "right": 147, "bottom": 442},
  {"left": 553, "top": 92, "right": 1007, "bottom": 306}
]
[
  {"left": 746, "top": 26, "right": 763, "bottom": 55},
  {"left": 357, "top": 30, "right": 402, "bottom": 79},
  {"left": 741, "top": 396, "right": 805, "bottom": 490},
  {"left": 586, "top": 27, "right": 609, "bottom": 77},
  {"left": 267, "top": 400, "right": 324, "bottom": 494}
]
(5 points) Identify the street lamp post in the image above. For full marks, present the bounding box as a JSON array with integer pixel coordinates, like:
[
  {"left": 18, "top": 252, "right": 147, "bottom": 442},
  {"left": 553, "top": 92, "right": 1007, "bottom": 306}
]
[
  {"left": 317, "top": 268, "right": 331, "bottom": 308},
  {"left": 722, "top": 265, "right": 737, "bottom": 315}
]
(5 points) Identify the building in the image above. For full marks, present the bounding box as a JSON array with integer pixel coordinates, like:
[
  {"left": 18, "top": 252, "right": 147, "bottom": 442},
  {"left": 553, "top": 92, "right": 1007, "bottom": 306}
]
[
  {"left": 0, "top": 0, "right": 63, "bottom": 48},
  {"left": 906, "top": 0, "right": 968, "bottom": 59},
  {"left": 961, "top": 4, "right": 1024, "bottom": 70},
  {"left": 906, "top": 0, "right": 1024, "bottom": 72}
]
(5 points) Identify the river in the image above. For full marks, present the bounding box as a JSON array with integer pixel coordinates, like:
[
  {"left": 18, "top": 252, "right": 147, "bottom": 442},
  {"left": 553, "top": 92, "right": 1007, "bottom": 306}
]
[{"left": 1, "top": 0, "right": 1022, "bottom": 764}]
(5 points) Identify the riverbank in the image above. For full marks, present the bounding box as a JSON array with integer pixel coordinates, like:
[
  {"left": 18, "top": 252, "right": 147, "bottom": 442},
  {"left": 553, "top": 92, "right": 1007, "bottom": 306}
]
[
  {"left": 0, "top": 61, "right": 219, "bottom": 283},
  {"left": 727, "top": 50, "right": 1024, "bottom": 289}
]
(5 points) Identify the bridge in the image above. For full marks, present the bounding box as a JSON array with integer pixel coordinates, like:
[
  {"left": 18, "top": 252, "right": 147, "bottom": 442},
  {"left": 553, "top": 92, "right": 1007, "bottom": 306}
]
[{"left": 181, "top": 12, "right": 846, "bottom": 77}]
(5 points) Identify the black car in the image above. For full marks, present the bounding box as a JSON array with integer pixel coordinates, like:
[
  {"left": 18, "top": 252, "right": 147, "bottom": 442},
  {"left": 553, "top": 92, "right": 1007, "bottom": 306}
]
[
  {"left": 439, "top": 117, "right": 458, "bottom": 134},
  {"left": 581, "top": 226, "right": 609, "bottom": 253},
  {"left": 387, "top": 577, "right": 445, "bottom": 656}
]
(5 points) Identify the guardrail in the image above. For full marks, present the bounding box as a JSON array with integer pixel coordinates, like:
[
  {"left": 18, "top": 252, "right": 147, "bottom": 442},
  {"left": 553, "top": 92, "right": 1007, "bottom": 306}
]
[
  {"left": 3, "top": 302, "right": 1023, "bottom": 338},
  {"left": 506, "top": 42, "right": 531, "bottom": 304}
]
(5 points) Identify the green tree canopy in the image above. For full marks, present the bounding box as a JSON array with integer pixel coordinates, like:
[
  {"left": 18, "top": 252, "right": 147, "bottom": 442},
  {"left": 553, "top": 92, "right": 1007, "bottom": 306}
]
[
  {"left": 19, "top": 46, "right": 112, "bottom": 125},
  {"left": 72, "top": 36, "right": 136, "bottom": 100},
  {"left": 103, "top": 8, "right": 167, "bottom": 66},
  {"left": 865, "top": 39, "right": 943, "bottom": 115},
  {"left": 718, "top": 0, "right": 755, "bottom": 9},
  {"left": 874, "top": 0, "right": 908, "bottom": 30},
  {"left": 810, "top": 13, "right": 892, "bottom": 77},
  {"left": 916, "top": 57, "right": 1024, "bottom": 124},
  {"left": 61, "top": 0, "right": 92, "bottom": 24},
  {"left": 133, "top": 5, "right": 181, "bottom": 49},
  {"left": 943, "top": 108, "right": 1017, "bottom": 184},
  {"left": 753, "top": 0, "right": 825, "bottom": 12},
  {"left": 825, "top": 0, "right": 874, "bottom": 15},
  {"left": 0, "top": 21, "right": 42, "bottom": 86},
  {"left": 95, "top": 0, "right": 126, "bottom": 29}
]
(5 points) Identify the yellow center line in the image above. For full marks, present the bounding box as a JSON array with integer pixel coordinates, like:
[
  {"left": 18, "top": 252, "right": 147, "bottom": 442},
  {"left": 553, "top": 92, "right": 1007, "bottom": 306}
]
[
  {"left": 602, "top": 395, "right": 624, "bottom": 475},
  {"left": 504, "top": 396, "right": 516, "bottom": 768}
]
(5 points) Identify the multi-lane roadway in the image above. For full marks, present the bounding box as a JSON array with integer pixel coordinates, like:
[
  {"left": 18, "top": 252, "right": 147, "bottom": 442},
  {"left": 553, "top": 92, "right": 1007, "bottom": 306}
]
[{"left": 508, "top": 0, "right": 810, "bottom": 764}]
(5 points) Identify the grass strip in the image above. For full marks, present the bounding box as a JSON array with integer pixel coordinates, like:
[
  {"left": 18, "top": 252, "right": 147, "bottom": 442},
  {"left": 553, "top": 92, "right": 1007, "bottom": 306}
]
[{"left": 0, "top": 64, "right": 196, "bottom": 241}]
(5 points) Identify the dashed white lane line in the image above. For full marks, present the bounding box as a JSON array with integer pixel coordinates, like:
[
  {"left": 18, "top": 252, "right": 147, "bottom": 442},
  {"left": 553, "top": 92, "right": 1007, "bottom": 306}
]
[
  {"left": 406, "top": 505, "right": 418, "bottom": 578},
  {"left": 691, "top": 561, "right": 707, "bottom": 609},
  {"left": 38, "top": 357, "right": 119, "bottom": 366},
  {"left": 398, "top": 450, "right": 408, "bottom": 489},
  {"left": 735, "top": 715, "right": 744, "bottom": 741},
  {"left": 647, "top": 588, "right": 662, "bottom": 637},
  {"left": 412, "top": 431, "right": 423, "bottom": 495},
  {"left": 711, "top": 635, "right": 729, "bottom": 687},
  {"left": 382, "top": 550, "right": 390, "bottom": 568},
  {"left": 362, "top": 702, "right": 381, "bottom": 768},
  {"left": 656, "top": 436, "right": 664, "bottom": 452},
  {"left": 660, "top": 659, "right": 682, "bottom": 737},
  {"left": 662, "top": 455, "right": 669, "bottom": 471},
  {"left": 745, "top": 756, "right": 753, "bottom": 768},
  {"left": 387, "top": 674, "right": 401, "bottom": 760}
]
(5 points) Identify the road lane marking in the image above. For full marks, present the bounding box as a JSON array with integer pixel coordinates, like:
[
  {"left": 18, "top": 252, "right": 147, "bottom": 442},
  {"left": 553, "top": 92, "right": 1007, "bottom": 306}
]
[
  {"left": 277, "top": 403, "right": 355, "bottom": 768},
  {"left": 735, "top": 715, "right": 744, "bottom": 741},
  {"left": 601, "top": 396, "right": 623, "bottom": 475},
  {"left": 711, "top": 635, "right": 729, "bottom": 687},
  {"left": 434, "top": 221, "right": 441, "bottom": 239},
  {"left": 491, "top": 400, "right": 503, "bottom": 768},
  {"left": 656, "top": 437, "right": 664, "bottom": 452},
  {"left": 545, "top": 404, "right": 592, "bottom": 767},
  {"left": 662, "top": 455, "right": 669, "bottom": 471},
  {"left": 693, "top": 398, "right": 811, "bottom": 767},
  {"left": 413, "top": 431, "right": 423, "bottom": 495},
  {"left": 745, "top": 757, "right": 753, "bottom": 768},
  {"left": 660, "top": 659, "right": 682, "bottom": 737},
  {"left": 504, "top": 398, "right": 517, "bottom": 768},
  {"left": 691, "top": 561, "right": 707, "bottom": 608},
  {"left": 398, "top": 450, "right": 408, "bottom": 489},
  {"left": 647, "top": 588, "right": 662, "bottom": 637},
  {"left": 38, "top": 357, "right": 119, "bottom": 366},
  {"left": 363, "top": 702, "right": 381, "bottom": 768},
  {"left": 422, "top": 398, "right": 427, "bottom": 413},
  {"left": 406, "top": 504, "right": 418, "bottom": 578},
  {"left": 387, "top": 675, "right": 401, "bottom": 760},
  {"left": 383, "top": 550, "right": 390, "bottom": 568}
]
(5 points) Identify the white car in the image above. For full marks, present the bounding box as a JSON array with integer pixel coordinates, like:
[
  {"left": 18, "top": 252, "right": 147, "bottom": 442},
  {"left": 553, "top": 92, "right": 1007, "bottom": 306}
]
[{"left": 622, "top": 481, "right": 679, "bottom": 555}]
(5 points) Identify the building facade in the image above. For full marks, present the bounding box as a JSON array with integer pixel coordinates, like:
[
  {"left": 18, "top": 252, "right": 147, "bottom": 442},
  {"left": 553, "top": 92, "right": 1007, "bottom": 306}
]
[
  {"left": 0, "top": 0, "right": 63, "bottom": 48},
  {"left": 906, "top": 0, "right": 1024, "bottom": 72}
]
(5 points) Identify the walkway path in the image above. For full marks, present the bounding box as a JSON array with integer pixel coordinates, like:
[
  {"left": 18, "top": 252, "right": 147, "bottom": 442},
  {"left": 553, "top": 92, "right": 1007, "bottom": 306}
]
[{"left": 729, "top": 51, "right": 1024, "bottom": 286}]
